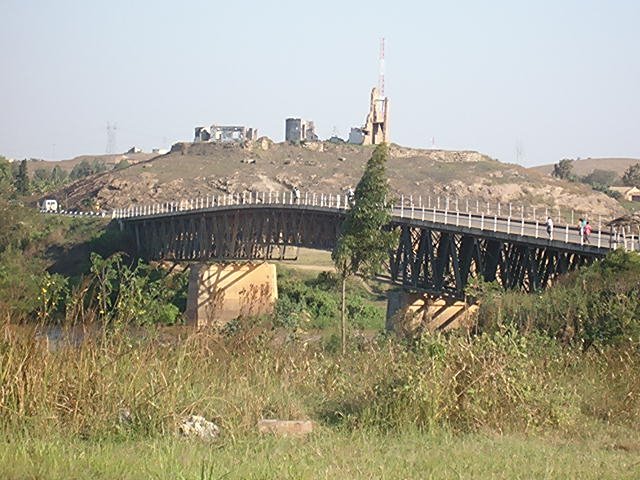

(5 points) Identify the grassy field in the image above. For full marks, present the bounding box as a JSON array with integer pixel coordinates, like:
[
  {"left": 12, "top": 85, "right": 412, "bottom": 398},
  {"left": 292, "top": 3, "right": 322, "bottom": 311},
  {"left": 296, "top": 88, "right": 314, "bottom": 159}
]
[
  {"left": 0, "top": 320, "right": 638, "bottom": 479},
  {"left": 2, "top": 428, "right": 639, "bottom": 479}
]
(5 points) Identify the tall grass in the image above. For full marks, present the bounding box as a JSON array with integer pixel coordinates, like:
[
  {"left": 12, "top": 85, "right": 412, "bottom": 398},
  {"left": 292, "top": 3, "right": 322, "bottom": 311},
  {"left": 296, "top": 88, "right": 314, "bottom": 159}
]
[{"left": 1, "top": 317, "right": 638, "bottom": 441}]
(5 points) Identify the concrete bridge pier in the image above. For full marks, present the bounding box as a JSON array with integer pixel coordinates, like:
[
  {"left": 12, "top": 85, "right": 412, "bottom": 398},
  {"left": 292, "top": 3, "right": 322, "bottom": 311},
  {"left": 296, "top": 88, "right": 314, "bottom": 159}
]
[
  {"left": 185, "top": 262, "right": 278, "bottom": 328},
  {"left": 385, "top": 291, "right": 478, "bottom": 337}
]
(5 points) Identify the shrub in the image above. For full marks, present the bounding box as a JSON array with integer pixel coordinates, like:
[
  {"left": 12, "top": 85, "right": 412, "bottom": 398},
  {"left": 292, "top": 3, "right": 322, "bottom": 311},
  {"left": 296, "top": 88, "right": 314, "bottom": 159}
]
[{"left": 474, "top": 250, "right": 640, "bottom": 350}]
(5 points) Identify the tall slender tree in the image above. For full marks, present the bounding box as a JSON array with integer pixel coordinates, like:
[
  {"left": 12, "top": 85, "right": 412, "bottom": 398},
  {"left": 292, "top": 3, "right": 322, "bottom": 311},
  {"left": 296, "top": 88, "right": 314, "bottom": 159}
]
[
  {"left": 14, "top": 159, "right": 29, "bottom": 195},
  {"left": 332, "top": 143, "right": 396, "bottom": 354}
]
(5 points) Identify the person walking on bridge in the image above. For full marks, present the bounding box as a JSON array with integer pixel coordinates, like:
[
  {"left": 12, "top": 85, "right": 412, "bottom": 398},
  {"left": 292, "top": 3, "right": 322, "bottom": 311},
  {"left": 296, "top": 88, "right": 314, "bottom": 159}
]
[
  {"left": 546, "top": 216, "right": 554, "bottom": 240},
  {"left": 578, "top": 218, "right": 585, "bottom": 239},
  {"left": 584, "top": 221, "right": 592, "bottom": 244}
]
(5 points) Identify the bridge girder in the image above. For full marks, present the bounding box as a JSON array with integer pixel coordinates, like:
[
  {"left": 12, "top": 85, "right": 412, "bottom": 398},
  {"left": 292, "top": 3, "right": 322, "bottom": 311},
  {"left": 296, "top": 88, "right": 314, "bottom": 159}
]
[
  {"left": 123, "top": 206, "right": 603, "bottom": 298},
  {"left": 387, "top": 224, "right": 596, "bottom": 298}
]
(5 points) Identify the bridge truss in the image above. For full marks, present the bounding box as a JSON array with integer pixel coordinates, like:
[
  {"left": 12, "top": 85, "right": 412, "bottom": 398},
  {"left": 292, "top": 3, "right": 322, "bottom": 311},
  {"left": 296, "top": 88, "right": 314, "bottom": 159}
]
[
  {"left": 123, "top": 204, "right": 607, "bottom": 299},
  {"left": 388, "top": 223, "right": 594, "bottom": 298}
]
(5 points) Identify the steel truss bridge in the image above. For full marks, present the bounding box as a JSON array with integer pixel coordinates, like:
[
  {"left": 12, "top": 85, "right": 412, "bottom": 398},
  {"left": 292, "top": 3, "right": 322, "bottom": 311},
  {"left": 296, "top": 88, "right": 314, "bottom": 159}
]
[{"left": 114, "top": 192, "right": 620, "bottom": 299}]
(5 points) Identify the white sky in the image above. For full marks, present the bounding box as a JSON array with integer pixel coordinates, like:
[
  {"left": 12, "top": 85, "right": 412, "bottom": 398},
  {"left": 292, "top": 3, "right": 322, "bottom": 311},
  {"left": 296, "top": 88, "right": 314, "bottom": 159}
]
[{"left": 1, "top": 0, "right": 639, "bottom": 166}]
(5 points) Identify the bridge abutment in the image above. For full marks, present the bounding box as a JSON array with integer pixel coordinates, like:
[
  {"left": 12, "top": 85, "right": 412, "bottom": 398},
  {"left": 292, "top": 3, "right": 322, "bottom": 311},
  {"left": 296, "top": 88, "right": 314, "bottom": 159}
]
[
  {"left": 386, "top": 291, "right": 477, "bottom": 336},
  {"left": 185, "top": 262, "right": 278, "bottom": 328}
]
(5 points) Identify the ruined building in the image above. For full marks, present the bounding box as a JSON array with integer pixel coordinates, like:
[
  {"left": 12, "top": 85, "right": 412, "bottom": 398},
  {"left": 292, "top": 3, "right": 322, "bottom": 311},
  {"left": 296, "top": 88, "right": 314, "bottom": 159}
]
[
  {"left": 285, "top": 118, "right": 318, "bottom": 143},
  {"left": 360, "top": 86, "right": 389, "bottom": 145},
  {"left": 348, "top": 127, "right": 365, "bottom": 145},
  {"left": 194, "top": 125, "right": 258, "bottom": 143}
]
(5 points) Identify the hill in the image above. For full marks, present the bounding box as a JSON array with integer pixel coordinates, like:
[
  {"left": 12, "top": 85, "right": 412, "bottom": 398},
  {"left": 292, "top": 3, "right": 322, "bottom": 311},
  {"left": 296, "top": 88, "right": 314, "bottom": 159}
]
[
  {"left": 530, "top": 157, "right": 640, "bottom": 178},
  {"left": 52, "top": 141, "right": 624, "bottom": 218},
  {"left": 28, "top": 152, "right": 158, "bottom": 174}
]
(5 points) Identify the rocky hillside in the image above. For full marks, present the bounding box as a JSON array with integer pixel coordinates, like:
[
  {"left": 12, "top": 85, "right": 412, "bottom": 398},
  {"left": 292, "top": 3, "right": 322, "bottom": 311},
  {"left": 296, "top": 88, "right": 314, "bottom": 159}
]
[{"left": 52, "top": 140, "right": 624, "bottom": 218}]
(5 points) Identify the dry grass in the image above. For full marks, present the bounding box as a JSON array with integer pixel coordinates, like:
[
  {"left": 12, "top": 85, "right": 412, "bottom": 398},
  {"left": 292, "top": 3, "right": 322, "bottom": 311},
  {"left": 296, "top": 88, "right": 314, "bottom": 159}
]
[
  {"left": 0, "top": 314, "right": 639, "bottom": 478},
  {"left": 1, "top": 319, "right": 638, "bottom": 440}
]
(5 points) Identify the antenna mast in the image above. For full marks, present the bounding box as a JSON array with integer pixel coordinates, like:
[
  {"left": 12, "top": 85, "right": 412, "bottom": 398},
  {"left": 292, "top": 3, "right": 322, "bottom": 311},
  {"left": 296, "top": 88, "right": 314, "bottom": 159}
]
[
  {"left": 106, "top": 122, "right": 117, "bottom": 154},
  {"left": 378, "top": 37, "right": 385, "bottom": 98}
]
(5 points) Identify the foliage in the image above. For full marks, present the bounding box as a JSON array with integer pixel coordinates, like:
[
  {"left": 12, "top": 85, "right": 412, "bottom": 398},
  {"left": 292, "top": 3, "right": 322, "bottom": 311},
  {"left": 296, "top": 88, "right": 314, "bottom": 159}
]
[
  {"left": 114, "top": 158, "right": 129, "bottom": 170},
  {"left": 0, "top": 157, "right": 15, "bottom": 197},
  {"left": 581, "top": 169, "right": 618, "bottom": 189},
  {"left": 30, "top": 164, "right": 70, "bottom": 193},
  {"left": 14, "top": 159, "right": 29, "bottom": 194},
  {"left": 69, "top": 159, "right": 108, "bottom": 180},
  {"left": 274, "top": 270, "right": 384, "bottom": 331},
  {"left": 333, "top": 143, "right": 395, "bottom": 279},
  {"left": 51, "top": 165, "right": 68, "bottom": 183},
  {"left": 474, "top": 250, "right": 640, "bottom": 350},
  {"left": 36, "top": 272, "right": 69, "bottom": 323},
  {"left": 552, "top": 158, "right": 574, "bottom": 180},
  {"left": 332, "top": 143, "right": 396, "bottom": 352},
  {"left": 0, "top": 324, "right": 637, "bottom": 445},
  {"left": 87, "top": 253, "right": 183, "bottom": 326},
  {"left": 622, "top": 162, "right": 640, "bottom": 187},
  {"left": 0, "top": 247, "right": 44, "bottom": 319},
  {"left": 0, "top": 195, "right": 184, "bottom": 324}
]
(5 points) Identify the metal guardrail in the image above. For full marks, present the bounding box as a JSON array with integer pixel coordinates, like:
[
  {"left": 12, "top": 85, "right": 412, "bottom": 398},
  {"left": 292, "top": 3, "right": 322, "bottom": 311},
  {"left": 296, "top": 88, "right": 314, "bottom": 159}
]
[{"left": 40, "top": 209, "right": 108, "bottom": 218}]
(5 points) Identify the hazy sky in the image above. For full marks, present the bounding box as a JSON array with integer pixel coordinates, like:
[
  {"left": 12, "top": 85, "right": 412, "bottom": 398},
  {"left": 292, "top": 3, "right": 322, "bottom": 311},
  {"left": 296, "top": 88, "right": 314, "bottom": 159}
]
[{"left": 1, "top": 0, "right": 638, "bottom": 166}]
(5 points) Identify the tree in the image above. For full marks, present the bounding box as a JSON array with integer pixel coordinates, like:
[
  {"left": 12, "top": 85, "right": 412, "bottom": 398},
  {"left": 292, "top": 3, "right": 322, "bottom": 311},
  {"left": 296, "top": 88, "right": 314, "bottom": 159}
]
[
  {"left": 33, "top": 168, "right": 51, "bottom": 182},
  {"left": 14, "top": 159, "right": 29, "bottom": 194},
  {"left": 622, "top": 163, "right": 640, "bottom": 187},
  {"left": 0, "top": 156, "right": 13, "bottom": 197},
  {"left": 552, "top": 159, "right": 574, "bottom": 180},
  {"left": 51, "top": 165, "right": 68, "bottom": 184},
  {"left": 70, "top": 160, "right": 93, "bottom": 180},
  {"left": 581, "top": 169, "right": 618, "bottom": 189},
  {"left": 92, "top": 159, "right": 107, "bottom": 174},
  {"left": 332, "top": 143, "right": 396, "bottom": 354}
]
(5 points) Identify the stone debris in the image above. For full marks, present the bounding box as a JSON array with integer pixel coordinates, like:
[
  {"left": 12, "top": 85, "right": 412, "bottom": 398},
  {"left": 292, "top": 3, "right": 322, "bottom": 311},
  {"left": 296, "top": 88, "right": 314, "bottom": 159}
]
[
  {"left": 257, "top": 419, "right": 314, "bottom": 436},
  {"left": 178, "top": 415, "right": 220, "bottom": 441},
  {"left": 118, "top": 408, "right": 133, "bottom": 425}
]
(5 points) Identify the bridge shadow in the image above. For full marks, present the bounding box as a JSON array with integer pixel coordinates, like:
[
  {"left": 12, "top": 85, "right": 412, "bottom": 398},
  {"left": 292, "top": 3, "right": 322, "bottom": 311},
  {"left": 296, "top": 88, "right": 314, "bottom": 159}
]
[
  {"left": 190, "top": 262, "right": 276, "bottom": 326},
  {"left": 47, "top": 223, "right": 135, "bottom": 278}
]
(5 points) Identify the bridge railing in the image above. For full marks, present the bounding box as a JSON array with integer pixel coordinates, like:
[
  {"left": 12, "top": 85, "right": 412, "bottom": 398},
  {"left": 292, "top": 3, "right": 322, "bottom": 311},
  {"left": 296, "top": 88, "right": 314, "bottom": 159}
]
[
  {"left": 102, "top": 190, "right": 638, "bottom": 252},
  {"left": 395, "top": 193, "right": 602, "bottom": 230},
  {"left": 111, "top": 190, "right": 354, "bottom": 220}
]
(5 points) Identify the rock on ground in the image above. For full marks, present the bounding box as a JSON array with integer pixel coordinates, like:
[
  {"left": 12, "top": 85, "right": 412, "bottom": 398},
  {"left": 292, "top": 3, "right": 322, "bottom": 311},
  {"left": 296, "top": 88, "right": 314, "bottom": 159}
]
[
  {"left": 257, "top": 419, "right": 314, "bottom": 436},
  {"left": 178, "top": 415, "right": 220, "bottom": 441}
]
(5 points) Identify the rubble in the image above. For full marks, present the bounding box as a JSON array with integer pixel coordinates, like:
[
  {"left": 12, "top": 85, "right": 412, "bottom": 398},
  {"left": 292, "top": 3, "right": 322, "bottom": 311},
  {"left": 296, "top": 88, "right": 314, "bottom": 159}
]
[
  {"left": 178, "top": 415, "right": 220, "bottom": 441},
  {"left": 257, "top": 419, "right": 313, "bottom": 436}
]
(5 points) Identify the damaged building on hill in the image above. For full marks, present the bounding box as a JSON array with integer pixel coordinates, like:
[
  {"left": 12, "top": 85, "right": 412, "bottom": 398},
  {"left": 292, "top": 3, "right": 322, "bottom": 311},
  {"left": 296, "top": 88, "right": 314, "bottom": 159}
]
[
  {"left": 349, "top": 86, "right": 389, "bottom": 145},
  {"left": 285, "top": 118, "right": 318, "bottom": 143},
  {"left": 194, "top": 125, "right": 258, "bottom": 143}
]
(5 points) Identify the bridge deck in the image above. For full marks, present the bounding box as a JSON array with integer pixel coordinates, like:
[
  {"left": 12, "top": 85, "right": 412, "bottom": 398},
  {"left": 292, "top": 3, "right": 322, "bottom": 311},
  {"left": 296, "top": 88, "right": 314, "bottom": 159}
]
[{"left": 119, "top": 202, "right": 614, "bottom": 256}]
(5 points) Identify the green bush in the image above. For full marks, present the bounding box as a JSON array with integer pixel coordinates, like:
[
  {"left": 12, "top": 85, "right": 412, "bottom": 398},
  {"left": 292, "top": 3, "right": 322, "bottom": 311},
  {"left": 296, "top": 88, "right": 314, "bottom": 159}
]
[
  {"left": 275, "top": 271, "right": 384, "bottom": 331},
  {"left": 474, "top": 250, "right": 640, "bottom": 350}
]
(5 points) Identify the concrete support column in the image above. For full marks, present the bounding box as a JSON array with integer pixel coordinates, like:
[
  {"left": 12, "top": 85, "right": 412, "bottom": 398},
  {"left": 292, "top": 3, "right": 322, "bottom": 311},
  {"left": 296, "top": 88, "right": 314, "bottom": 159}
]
[
  {"left": 386, "top": 291, "right": 477, "bottom": 337},
  {"left": 186, "top": 262, "right": 278, "bottom": 328}
]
